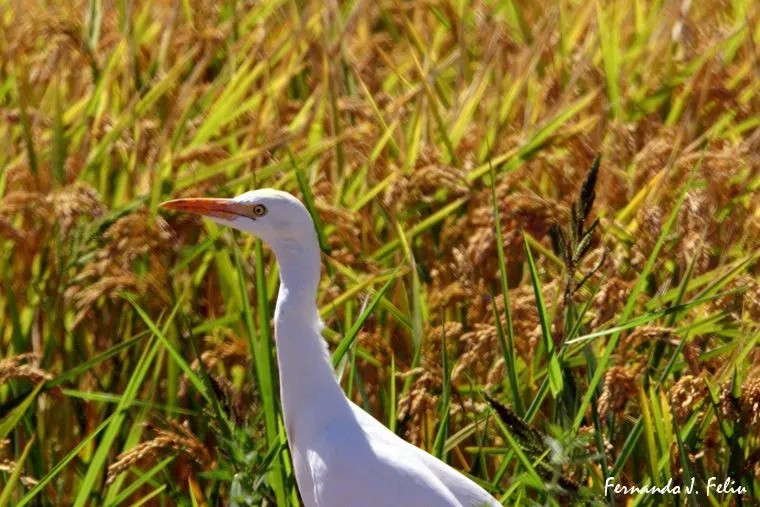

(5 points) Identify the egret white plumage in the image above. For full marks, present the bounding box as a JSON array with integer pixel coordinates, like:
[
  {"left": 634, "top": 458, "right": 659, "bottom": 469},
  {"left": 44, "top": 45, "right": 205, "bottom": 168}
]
[{"left": 162, "top": 189, "right": 500, "bottom": 507}]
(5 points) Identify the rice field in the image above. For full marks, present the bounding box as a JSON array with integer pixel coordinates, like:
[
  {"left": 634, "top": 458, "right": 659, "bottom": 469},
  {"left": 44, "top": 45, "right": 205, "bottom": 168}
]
[{"left": 1, "top": 0, "right": 759, "bottom": 505}]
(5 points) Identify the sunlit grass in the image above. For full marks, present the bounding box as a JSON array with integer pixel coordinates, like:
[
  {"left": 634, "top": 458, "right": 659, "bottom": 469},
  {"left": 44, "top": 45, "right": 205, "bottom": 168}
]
[{"left": 1, "top": 0, "right": 759, "bottom": 505}]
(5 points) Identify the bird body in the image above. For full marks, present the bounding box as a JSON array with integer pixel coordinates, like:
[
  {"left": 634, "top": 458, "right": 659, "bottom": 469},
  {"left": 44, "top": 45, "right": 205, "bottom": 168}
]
[
  {"left": 162, "top": 189, "right": 500, "bottom": 507},
  {"left": 301, "top": 402, "right": 463, "bottom": 506}
]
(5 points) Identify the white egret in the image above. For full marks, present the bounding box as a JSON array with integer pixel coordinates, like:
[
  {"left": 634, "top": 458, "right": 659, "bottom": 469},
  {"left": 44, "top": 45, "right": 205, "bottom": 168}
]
[{"left": 162, "top": 189, "right": 500, "bottom": 507}]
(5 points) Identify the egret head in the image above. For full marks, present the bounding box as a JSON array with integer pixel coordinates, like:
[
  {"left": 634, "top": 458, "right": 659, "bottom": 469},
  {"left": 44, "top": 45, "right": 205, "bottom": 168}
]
[{"left": 161, "top": 189, "right": 318, "bottom": 252}]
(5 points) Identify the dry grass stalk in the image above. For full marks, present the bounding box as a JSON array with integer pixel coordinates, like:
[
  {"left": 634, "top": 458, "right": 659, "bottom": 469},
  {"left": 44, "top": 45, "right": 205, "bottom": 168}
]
[
  {"left": 598, "top": 365, "right": 641, "bottom": 419},
  {"left": 0, "top": 0, "right": 757, "bottom": 502},
  {"left": 106, "top": 420, "right": 215, "bottom": 485},
  {"left": 0, "top": 353, "right": 53, "bottom": 386}
]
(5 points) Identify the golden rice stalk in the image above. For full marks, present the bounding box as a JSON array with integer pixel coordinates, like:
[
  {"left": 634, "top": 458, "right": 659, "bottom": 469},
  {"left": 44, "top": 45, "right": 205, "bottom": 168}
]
[
  {"left": 668, "top": 375, "right": 707, "bottom": 420},
  {"left": 0, "top": 353, "right": 53, "bottom": 386},
  {"left": 173, "top": 145, "right": 230, "bottom": 168},
  {"left": 598, "top": 365, "right": 641, "bottom": 419},
  {"left": 106, "top": 420, "right": 214, "bottom": 485}
]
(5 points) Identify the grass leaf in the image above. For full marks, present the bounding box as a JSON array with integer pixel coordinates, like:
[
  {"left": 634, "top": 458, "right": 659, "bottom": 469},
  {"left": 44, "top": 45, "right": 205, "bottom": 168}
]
[
  {"left": 0, "top": 435, "right": 35, "bottom": 507},
  {"left": 523, "top": 233, "right": 563, "bottom": 396},
  {"left": 0, "top": 383, "right": 43, "bottom": 442},
  {"left": 332, "top": 269, "right": 400, "bottom": 367}
]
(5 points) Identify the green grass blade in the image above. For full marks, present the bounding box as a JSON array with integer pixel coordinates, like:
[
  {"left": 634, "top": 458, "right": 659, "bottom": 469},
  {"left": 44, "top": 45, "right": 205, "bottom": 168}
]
[
  {"left": 0, "top": 382, "right": 43, "bottom": 441},
  {"left": 233, "top": 243, "right": 288, "bottom": 507},
  {"left": 125, "top": 294, "right": 208, "bottom": 401},
  {"left": 16, "top": 413, "right": 116, "bottom": 506},
  {"left": 0, "top": 435, "right": 34, "bottom": 507},
  {"left": 130, "top": 486, "right": 167, "bottom": 507},
  {"left": 467, "top": 91, "right": 598, "bottom": 182},
  {"left": 332, "top": 269, "right": 399, "bottom": 367},
  {"left": 646, "top": 249, "right": 699, "bottom": 384},
  {"left": 491, "top": 166, "right": 523, "bottom": 416},
  {"left": 371, "top": 197, "right": 469, "bottom": 260},
  {"left": 87, "top": 49, "right": 196, "bottom": 167},
  {"left": 46, "top": 332, "right": 150, "bottom": 388},
  {"left": 293, "top": 161, "right": 330, "bottom": 254},
  {"left": 61, "top": 389, "right": 194, "bottom": 415},
  {"left": 597, "top": 2, "right": 621, "bottom": 118},
  {"left": 522, "top": 233, "right": 563, "bottom": 396},
  {"left": 72, "top": 338, "right": 161, "bottom": 507},
  {"left": 51, "top": 81, "right": 67, "bottom": 185},
  {"left": 15, "top": 66, "right": 38, "bottom": 179},
  {"left": 673, "top": 412, "right": 698, "bottom": 507},
  {"left": 432, "top": 320, "right": 451, "bottom": 459},
  {"left": 565, "top": 290, "right": 736, "bottom": 346},
  {"left": 610, "top": 419, "right": 643, "bottom": 479},
  {"left": 106, "top": 456, "right": 175, "bottom": 507}
]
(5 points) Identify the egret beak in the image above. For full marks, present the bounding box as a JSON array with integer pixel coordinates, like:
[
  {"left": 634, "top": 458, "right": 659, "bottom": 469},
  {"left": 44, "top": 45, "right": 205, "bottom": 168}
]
[{"left": 160, "top": 198, "right": 251, "bottom": 221}]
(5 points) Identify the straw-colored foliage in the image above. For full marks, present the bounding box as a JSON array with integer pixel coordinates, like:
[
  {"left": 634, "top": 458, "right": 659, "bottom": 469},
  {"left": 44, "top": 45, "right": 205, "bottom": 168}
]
[{"left": 1, "top": 0, "right": 758, "bottom": 504}]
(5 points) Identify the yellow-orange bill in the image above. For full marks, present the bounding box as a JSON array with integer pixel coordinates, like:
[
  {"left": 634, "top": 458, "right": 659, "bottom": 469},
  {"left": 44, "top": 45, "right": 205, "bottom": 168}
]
[{"left": 160, "top": 198, "right": 247, "bottom": 221}]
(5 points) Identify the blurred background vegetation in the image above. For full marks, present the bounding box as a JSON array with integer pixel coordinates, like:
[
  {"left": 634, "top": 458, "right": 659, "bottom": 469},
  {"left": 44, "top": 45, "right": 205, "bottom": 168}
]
[{"left": 1, "top": 0, "right": 759, "bottom": 505}]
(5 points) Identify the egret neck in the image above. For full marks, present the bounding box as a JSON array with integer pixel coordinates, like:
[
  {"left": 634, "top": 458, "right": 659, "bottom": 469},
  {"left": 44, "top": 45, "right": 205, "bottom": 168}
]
[{"left": 269, "top": 234, "right": 351, "bottom": 443}]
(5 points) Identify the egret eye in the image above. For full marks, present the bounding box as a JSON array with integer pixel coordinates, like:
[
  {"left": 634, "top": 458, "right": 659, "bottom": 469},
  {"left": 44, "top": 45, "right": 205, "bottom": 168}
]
[{"left": 252, "top": 204, "right": 267, "bottom": 217}]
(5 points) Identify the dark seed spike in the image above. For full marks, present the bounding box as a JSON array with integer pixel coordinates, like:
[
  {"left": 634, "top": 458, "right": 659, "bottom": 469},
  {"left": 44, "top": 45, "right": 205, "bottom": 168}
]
[
  {"left": 549, "top": 224, "right": 564, "bottom": 257},
  {"left": 570, "top": 204, "right": 580, "bottom": 244},
  {"left": 563, "top": 239, "right": 573, "bottom": 268},
  {"left": 485, "top": 394, "right": 544, "bottom": 450},
  {"left": 557, "top": 476, "right": 581, "bottom": 494},
  {"left": 579, "top": 153, "right": 601, "bottom": 221},
  {"left": 485, "top": 394, "right": 580, "bottom": 495},
  {"left": 553, "top": 225, "right": 572, "bottom": 268}
]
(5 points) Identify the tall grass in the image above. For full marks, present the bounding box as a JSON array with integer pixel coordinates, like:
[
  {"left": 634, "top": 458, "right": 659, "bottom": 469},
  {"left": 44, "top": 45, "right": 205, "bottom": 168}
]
[{"left": 1, "top": 0, "right": 759, "bottom": 505}]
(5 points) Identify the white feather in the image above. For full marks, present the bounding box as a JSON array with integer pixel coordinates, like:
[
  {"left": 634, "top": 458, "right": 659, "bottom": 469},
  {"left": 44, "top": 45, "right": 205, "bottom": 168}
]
[{"left": 199, "top": 189, "right": 501, "bottom": 507}]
